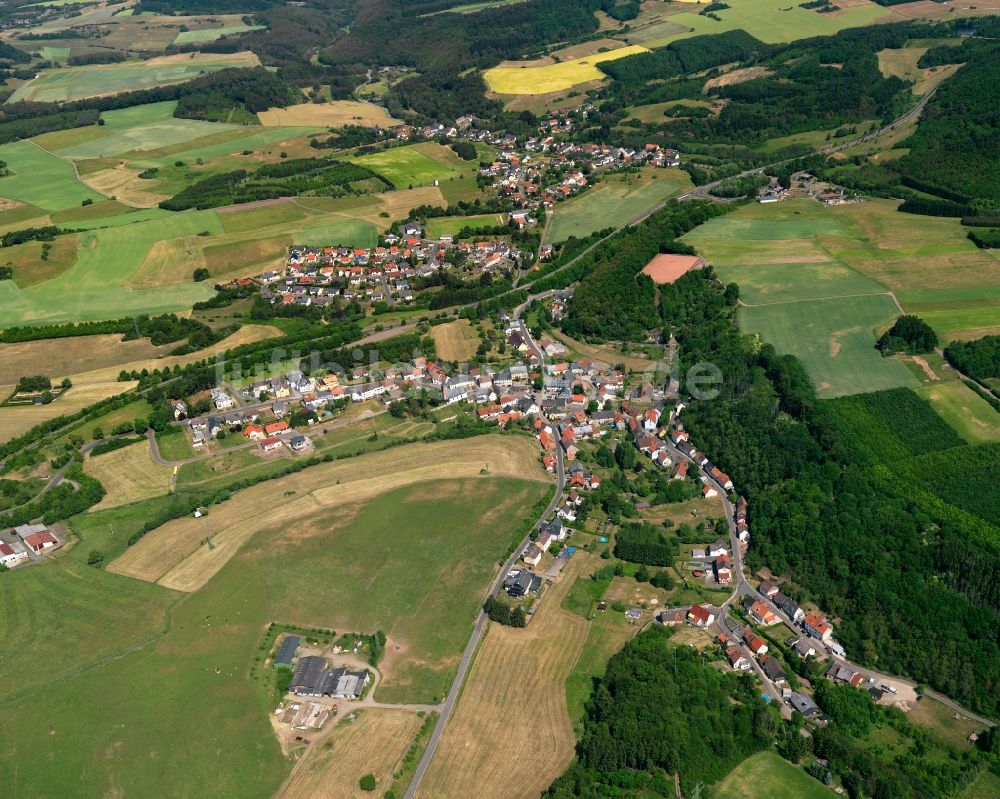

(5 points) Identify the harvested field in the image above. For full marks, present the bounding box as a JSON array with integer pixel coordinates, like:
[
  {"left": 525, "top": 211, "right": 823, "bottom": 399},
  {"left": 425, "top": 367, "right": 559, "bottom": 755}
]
[
  {"left": 415, "top": 555, "right": 588, "bottom": 798},
  {"left": 430, "top": 319, "right": 480, "bottom": 361},
  {"left": 84, "top": 439, "right": 173, "bottom": 510},
  {"left": 0, "top": 378, "right": 136, "bottom": 444},
  {"left": 276, "top": 710, "right": 422, "bottom": 799},
  {"left": 79, "top": 163, "right": 169, "bottom": 208},
  {"left": 108, "top": 436, "right": 549, "bottom": 591},
  {"left": 61, "top": 324, "right": 283, "bottom": 386},
  {"left": 258, "top": 100, "right": 401, "bottom": 128},
  {"left": 0, "top": 333, "right": 171, "bottom": 387},
  {"left": 703, "top": 66, "right": 771, "bottom": 91}
]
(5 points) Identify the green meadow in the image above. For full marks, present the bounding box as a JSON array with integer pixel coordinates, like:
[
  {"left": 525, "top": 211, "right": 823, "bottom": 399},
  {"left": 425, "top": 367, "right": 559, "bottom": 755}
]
[
  {"left": 173, "top": 24, "right": 265, "bottom": 45},
  {"left": 0, "top": 140, "right": 103, "bottom": 210},
  {"left": 547, "top": 170, "right": 690, "bottom": 243},
  {"left": 350, "top": 143, "right": 461, "bottom": 188},
  {"left": 0, "top": 210, "right": 222, "bottom": 326},
  {"left": 253, "top": 476, "right": 549, "bottom": 703},
  {"left": 57, "top": 101, "right": 240, "bottom": 160},
  {"left": 738, "top": 294, "right": 918, "bottom": 398},
  {"left": 0, "top": 474, "right": 546, "bottom": 796},
  {"left": 130, "top": 125, "right": 324, "bottom": 169},
  {"left": 634, "top": 0, "right": 892, "bottom": 48},
  {"left": 711, "top": 752, "right": 832, "bottom": 799},
  {"left": 8, "top": 55, "right": 256, "bottom": 104},
  {"left": 296, "top": 217, "right": 379, "bottom": 248},
  {"left": 426, "top": 213, "right": 504, "bottom": 238}
]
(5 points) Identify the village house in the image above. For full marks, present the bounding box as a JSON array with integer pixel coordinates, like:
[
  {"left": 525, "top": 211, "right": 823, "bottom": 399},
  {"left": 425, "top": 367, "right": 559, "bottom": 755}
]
[
  {"left": 726, "top": 645, "right": 753, "bottom": 671},
  {"left": 0, "top": 541, "right": 28, "bottom": 567},
  {"left": 747, "top": 599, "right": 780, "bottom": 627},
  {"left": 804, "top": 613, "right": 834, "bottom": 643},
  {"left": 687, "top": 604, "right": 715, "bottom": 627}
]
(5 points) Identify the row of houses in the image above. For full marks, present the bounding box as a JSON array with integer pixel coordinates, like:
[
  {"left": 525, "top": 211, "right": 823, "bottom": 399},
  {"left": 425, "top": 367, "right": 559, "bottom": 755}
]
[{"left": 719, "top": 628, "right": 788, "bottom": 685}]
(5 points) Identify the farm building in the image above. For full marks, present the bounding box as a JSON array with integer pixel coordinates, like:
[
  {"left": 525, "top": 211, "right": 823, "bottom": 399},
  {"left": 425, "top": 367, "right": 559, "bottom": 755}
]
[
  {"left": 274, "top": 635, "right": 301, "bottom": 669},
  {"left": 641, "top": 254, "right": 707, "bottom": 285},
  {"left": 289, "top": 656, "right": 370, "bottom": 699}
]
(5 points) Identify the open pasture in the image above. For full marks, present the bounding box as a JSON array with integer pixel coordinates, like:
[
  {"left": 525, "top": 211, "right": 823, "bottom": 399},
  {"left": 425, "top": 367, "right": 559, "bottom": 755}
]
[
  {"left": 738, "top": 293, "right": 919, "bottom": 398},
  {"left": 416, "top": 555, "right": 588, "bottom": 798},
  {"left": 174, "top": 23, "right": 264, "bottom": 45},
  {"left": 276, "top": 710, "right": 423, "bottom": 799},
  {"left": 127, "top": 124, "right": 324, "bottom": 170},
  {"left": 711, "top": 751, "right": 831, "bottom": 799},
  {"left": 107, "top": 436, "right": 549, "bottom": 592},
  {"left": 297, "top": 217, "right": 378, "bottom": 249},
  {"left": 258, "top": 99, "right": 401, "bottom": 128},
  {"left": 0, "top": 556, "right": 177, "bottom": 704},
  {"left": 624, "top": 0, "right": 894, "bottom": 49},
  {"left": 0, "top": 140, "right": 103, "bottom": 210},
  {"left": 917, "top": 381, "right": 1000, "bottom": 445},
  {"left": 0, "top": 545, "right": 288, "bottom": 799},
  {"left": 0, "top": 377, "right": 134, "bottom": 443},
  {"left": 0, "top": 210, "right": 223, "bottom": 328},
  {"left": 56, "top": 101, "right": 239, "bottom": 159},
  {"left": 254, "top": 477, "right": 549, "bottom": 703},
  {"left": 484, "top": 43, "right": 648, "bottom": 95},
  {"left": 0, "top": 333, "right": 172, "bottom": 387},
  {"left": 546, "top": 169, "right": 691, "bottom": 242},
  {"left": 425, "top": 212, "right": 503, "bottom": 238},
  {"left": 430, "top": 319, "right": 481, "bottom": 360},
  {"left": 8, "top": 51, "right": 260, "bottom": 104},
  {"left": 84, "top": 439, "right": 173, "bottom": 510},
  {"left": 350, "top": 143, "right": 461, "bottom": 188}
]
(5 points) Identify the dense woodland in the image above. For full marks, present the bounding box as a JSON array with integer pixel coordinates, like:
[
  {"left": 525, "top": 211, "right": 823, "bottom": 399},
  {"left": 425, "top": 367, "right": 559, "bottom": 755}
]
[
  {"left": 944, "top": 335, "right": 1000, "bottom": 382},
  {"left": 902, "top": 39, "right": 1000, "bottom": 205},
  {"left": 546, "top": 630, "right": 773, "bottom": 797},
  {"left": 561, "top": 200, "right": 730, "bottom": 341}
]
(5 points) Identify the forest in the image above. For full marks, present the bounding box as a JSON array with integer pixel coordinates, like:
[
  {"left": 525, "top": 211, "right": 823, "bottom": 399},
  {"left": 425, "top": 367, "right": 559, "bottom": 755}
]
[
  {"left": 944, "top": 335, "right": 1000, "bottom": 381},
  {"left": 561, "top": 200, "right": 730, "bottom": 341},
  {"left": 545, "top": 630, "right": 774, "bottom": 797},
  {"left": 902, "top": 38, "right": 1000, "bottom": 205}
]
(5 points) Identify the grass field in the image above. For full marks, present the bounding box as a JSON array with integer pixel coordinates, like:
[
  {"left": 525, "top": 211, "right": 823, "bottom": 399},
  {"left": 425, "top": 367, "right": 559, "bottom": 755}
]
[
  {"left": 297, "top": 217, "right": 378, "bottom": 248},
  {"left": 258, "top": 99, "right": 400, "bottom": 128},
  {"left": 277, "top": 710, "right": 423, "bottom": 799},
  {"left": 425, "top": 213, "right": 504, "bottom": 238},
  {"left": 711, "top": 752, "right": 830, "bottom": 799},
  {"left": 84, "top": 439, "right": 174, "bottom": 510},
  {"left": 960, "top": 771, "right": 1000, "bottom": 799},
  {"left": 0, "top": 140, "right": 103, "bottom": 210},
  {"left": 0, "top": 556, "right": 178, "bottom": 704},
  {"left": 739, "top": 294, "right": 918, "bottom": 398},
  {"left": 253, "top": 477, "right": 549, "bottom": 703},
  {"left": 416, "top": 554, "right": 588, "bottom": 798},
  {"left": 55, "top": 100, "right": 239, "bottom": 159},
  {"left": 547, "top": 169, "right": 691, "bottom": 242},
  {"left": 626, "top": 0, "right": 893, "bottom": 49},
  {"left": 916, "top": 381, "right": 1000, "bottom": 445},
  {"left": 108, "top": 436, "right": 549, "bottom": 591},
  {"left": 174, "top": 23, "right": 264, "bottom": 45},
  {"left": 8, "top": 52, "right": 260, "bottom": 103},
  {"left": 0, "top": 210, "right": 223, "bottom": 327},
  {"left": 0, "top": 334, "right": 171, "bottom": 387},
  {"left": 430, "top": 319, "right": 481, "bottom": 360},
  {"left": 0, "top": 378, "right": 134, "bottom": 443},
  {"left": 350, "top": 143, "right": 461, "bottom": 188},
  {"left": 484, "top": 43, "right": 648, "bottom": 95},
  {"left": 0, "top": 546, "right": 288, "bottom": 798}
]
